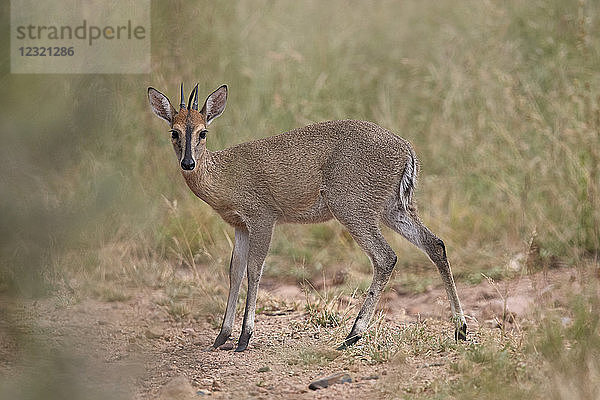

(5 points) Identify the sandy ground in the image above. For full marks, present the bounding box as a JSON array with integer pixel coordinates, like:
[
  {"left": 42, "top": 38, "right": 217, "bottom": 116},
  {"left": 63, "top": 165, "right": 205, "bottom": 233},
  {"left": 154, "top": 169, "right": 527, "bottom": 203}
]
[{"left": 0, "top": 266, "right": 590, "bottom": 399}]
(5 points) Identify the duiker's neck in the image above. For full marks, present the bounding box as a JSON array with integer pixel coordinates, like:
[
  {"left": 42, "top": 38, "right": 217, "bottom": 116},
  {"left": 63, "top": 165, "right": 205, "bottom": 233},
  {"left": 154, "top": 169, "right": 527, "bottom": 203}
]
[{"left": 181, "top": 148, "right": 216, "bottom": 202}]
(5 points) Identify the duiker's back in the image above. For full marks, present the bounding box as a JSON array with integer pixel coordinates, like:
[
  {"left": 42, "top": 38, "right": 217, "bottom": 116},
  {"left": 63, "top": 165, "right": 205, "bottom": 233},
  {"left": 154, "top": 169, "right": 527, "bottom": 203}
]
[{"left": 210, "top": 119, "right": 413, "bottom": 224}]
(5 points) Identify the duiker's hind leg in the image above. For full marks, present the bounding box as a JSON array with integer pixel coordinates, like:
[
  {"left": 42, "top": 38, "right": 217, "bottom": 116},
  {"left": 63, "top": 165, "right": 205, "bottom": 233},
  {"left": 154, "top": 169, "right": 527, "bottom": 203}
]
[
  {"left": 383, "top": 205, "right": 467, "bottom": 340},
  {"left": 336, "top": 222, "right": 398, "bottom": 350}
]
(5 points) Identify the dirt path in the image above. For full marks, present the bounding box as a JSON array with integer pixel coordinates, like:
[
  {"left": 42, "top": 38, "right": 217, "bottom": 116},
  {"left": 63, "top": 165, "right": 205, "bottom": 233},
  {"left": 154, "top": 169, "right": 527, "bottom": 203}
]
[{"left": 0, "top": 267, "right": 585, "bottom": 399}]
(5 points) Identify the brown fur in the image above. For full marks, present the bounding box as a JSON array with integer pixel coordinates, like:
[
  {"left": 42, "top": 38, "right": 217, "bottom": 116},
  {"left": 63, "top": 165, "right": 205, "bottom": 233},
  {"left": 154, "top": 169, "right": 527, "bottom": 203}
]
[{"left": 183, "top": 120, "right": 411, "bottom": 226}]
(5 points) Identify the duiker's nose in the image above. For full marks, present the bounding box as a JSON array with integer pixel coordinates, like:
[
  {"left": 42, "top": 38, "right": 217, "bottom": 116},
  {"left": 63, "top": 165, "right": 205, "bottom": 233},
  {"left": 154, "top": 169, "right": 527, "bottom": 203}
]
[{"left": 181, "top": 158, "right": 195, "bottom": 170}]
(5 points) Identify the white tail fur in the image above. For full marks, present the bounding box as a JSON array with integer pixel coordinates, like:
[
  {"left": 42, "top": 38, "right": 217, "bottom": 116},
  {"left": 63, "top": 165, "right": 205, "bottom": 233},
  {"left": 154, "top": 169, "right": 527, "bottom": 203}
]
[{"left": 399, "top": 147, "right": 418, "bottom": 211}]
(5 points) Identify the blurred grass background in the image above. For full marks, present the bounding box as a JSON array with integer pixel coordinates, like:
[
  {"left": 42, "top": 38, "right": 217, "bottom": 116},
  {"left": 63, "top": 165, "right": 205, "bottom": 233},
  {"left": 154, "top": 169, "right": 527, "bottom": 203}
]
[
  {"left": 2, "top": 0, "right": 598, "bottom": 296},
  {"left": 1, "top": 0, "right": 599, "bottom": 398}
]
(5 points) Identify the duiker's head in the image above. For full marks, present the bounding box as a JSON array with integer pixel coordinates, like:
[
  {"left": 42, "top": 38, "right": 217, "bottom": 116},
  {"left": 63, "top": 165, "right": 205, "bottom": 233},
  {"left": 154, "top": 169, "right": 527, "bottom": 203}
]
[{"left": 148, "top": 84, "right": 227, "bottom": 171}]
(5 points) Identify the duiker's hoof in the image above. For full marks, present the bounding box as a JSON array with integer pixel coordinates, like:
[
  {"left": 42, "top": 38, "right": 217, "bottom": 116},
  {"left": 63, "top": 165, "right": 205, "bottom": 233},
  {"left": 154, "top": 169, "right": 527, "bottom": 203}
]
[
  {"left": 217, "top": 342, "right": 235, "bottom": 351},
  {"left": 455, "top": 322, "right": 468, "bottom": 341},
  {"left": 234, "top": 332, "right": 251, "bottom": 352},
  {"left": 212, "top": 333, "right": 229, "bottom": 348},
  {"left": 336, "top": 334, "right": 361, "bottom": 350},
  {"left": 234, "top": 344, "right": 248, "bottom": 352}
]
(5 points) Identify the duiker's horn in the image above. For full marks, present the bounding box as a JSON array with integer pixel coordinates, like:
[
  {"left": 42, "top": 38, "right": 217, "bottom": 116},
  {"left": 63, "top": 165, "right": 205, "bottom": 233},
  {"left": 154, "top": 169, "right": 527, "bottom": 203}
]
[
  {"left": 187, "top": 83, "right": 199, "bottom": 110},
  {"left": 180, "top": 82, "right": 186, "bottom": 109},
  {"left": 192, "top": 84, "right": 199, "bottom": 110}
]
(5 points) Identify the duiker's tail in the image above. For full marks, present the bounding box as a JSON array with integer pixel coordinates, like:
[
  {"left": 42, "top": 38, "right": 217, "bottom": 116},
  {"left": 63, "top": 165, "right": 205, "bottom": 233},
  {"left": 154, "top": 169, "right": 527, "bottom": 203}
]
[{"left": 398, "top": 147, "right": 418, "bottom": 210}]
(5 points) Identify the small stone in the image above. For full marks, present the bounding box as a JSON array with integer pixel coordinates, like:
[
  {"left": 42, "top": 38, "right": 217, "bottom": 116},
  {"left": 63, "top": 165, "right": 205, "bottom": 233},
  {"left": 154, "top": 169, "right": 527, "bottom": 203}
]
[
  {"left": 97, "top": 320, "right": 108, "bottom": 325},
  {"left": 196, "top": 389, "right": 212, "bottom": 396},
  {"left": 308, "top": 372, "right": 352, "bottom": 390},
  {"left": 218, "top": 343, "right": 234, "bottom": 351},
  {"left": 145, "top": 327, "right": 165, "bottom": 339},
  {"left": 258, "top": 366, "right": 270, "bottom": 373}
]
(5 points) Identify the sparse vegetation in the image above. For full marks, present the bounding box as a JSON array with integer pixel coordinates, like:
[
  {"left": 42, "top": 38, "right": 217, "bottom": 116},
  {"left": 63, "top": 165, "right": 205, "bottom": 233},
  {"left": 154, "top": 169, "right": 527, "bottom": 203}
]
[{"left": 303, "top": 287, "right": 347, "bottom": 329}]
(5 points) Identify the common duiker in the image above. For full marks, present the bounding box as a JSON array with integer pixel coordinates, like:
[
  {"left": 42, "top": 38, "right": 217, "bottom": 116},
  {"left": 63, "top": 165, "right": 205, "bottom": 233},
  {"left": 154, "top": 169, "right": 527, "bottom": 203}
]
[{"left": 148, "top": 83, "right": 467, "bottom": 352}]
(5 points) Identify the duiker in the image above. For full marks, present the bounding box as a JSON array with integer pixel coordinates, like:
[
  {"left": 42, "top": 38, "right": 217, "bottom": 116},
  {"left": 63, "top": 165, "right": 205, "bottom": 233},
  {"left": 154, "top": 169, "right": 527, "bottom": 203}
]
[{"left": 148, "top": 83, "right": 467, "bottom": 352}]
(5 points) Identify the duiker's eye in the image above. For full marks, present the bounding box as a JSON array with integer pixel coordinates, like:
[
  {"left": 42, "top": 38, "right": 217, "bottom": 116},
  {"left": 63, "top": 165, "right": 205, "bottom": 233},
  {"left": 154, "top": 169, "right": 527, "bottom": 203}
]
[
  {"left": 170, "top": 130, "right": 179, "bottom": 140},
  {"left": 199, "top": 130, "right": 207, "bottom": 139}
]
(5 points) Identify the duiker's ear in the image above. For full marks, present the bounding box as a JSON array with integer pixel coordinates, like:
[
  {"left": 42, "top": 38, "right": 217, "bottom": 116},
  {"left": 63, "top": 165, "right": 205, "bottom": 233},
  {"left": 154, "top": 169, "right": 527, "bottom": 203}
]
[
  {"left": 148, "top": 87, "right": 176, "bottom": 125},
  {"left": 201, "top": 85, "right": 227, "bottom": 125}
]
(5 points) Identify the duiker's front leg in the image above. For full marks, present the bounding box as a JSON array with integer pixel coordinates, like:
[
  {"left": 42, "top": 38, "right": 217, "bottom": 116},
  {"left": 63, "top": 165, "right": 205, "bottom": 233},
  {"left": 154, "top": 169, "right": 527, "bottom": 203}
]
[
  {"left": 235, "top": 224, "right": 274, "bottom": 352},
  {"left": 213, "top": 227, "right": 249, "bottom": 348}
]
